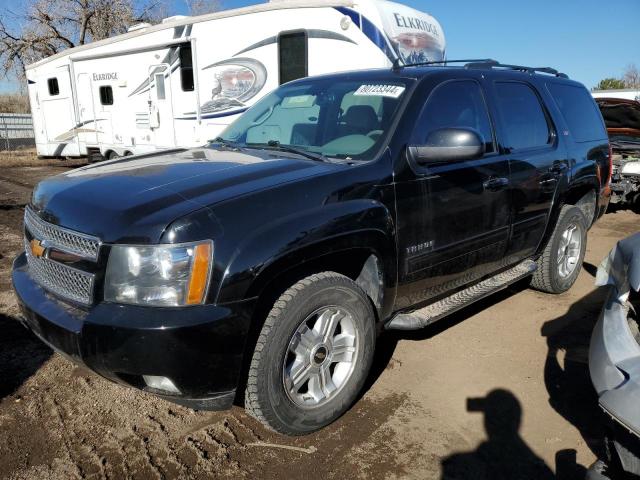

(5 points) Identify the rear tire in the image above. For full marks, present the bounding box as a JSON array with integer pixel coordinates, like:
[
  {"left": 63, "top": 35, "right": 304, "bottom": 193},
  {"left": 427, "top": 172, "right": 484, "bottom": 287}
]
[
  {"left": 245, "top": 272, "right": 376, "bottom": 435},
  {"left": 531, "top": 205, "right": 587, "bottom": 294}
]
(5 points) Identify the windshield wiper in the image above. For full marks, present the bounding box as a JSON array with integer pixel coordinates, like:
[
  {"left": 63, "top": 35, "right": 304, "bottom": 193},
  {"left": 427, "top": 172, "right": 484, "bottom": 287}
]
[
  {"left": 210, "top": 136, "right": 244, "bottom": 149},
  {"left": 248, "top": 140, "right": 328, "bottom": 163}
]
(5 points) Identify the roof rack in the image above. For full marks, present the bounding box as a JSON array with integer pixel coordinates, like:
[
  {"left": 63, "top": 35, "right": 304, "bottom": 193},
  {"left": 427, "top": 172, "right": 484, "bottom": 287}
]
[
  {"left": 464, "top": 60, "right": 569, "bottom": 78},
  {"left": 393, "top": 58, "right": 569, "bottom": 79},
  {"left": 392, "top": 58, "right": 496, "bottom": 70}
]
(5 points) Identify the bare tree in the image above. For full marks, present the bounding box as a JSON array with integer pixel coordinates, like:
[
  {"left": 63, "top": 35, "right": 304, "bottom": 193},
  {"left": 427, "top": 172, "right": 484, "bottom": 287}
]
[
  {"left": 184, "top": 0, "right": 220, "bottom": 16},
  {"left": 623, "top": 63, "right": 640, "bottom": 89},
  {"left": 0, "top": 0, "right": 166, "bottom": 82}
]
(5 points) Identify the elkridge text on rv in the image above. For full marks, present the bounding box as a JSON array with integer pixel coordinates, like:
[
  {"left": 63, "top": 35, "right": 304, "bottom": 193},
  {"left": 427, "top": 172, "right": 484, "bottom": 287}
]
[
  {"left": 92, "top": 72, "right": 118, "bottom": 81},
  {"left": 393, "top": 13, "right": 439, "bottom": 36}
]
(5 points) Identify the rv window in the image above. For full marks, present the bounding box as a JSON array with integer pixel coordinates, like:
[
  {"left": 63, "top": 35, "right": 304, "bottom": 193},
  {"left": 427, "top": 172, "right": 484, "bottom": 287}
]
[
  {"left": 179, "top": 45, "right": 194, "bottom": 91},
  {"left": 278, "top": 31, "right": 307, "bottom": 85},
  {"left": 155, "top": 74, "right": 166, "bottom": 100},
  {"left": 48, "top": 78, "right": 59, "bottom": 96},
  {"left": 99, "top": 86, "right": 114, "bottom": 105}
]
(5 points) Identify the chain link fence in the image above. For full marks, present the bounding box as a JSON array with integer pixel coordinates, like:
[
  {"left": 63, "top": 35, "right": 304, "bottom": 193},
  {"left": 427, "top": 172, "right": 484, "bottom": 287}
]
[{"left": 0, "top": 113, "right": 35, "bottom": 151}]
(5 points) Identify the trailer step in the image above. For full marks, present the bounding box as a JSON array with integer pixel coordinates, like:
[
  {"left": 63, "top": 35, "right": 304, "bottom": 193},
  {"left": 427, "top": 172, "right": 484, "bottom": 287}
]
[{"left": 385, "top": 259, "right": 537, "bottom": 331}]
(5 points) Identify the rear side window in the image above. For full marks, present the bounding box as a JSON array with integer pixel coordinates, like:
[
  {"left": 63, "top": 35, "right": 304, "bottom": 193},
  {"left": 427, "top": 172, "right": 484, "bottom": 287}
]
[
  {"left": 547, "top": 83, "right": 607, "bottom": 142},
  {"left": 99, "top": 86, "right": 113, "bottom": 105},
  {"left": 494, "top": 82, "right": 551, "bottom": 151},
  {"left": 278, "top": 31, "right": 307, "bottom": 85},
  {"left": 47, "top": 78, "right": 59, "bottom": 96},
  {"left": 417, "top": 80, "right": 495, "bottom": 153},
  {"left": 179, "top": 44, "right": 194, "bottom": 92}
]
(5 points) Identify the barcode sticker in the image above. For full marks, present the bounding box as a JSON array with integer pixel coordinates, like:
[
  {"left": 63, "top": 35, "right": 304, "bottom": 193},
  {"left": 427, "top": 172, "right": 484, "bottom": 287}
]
[{"left": 353, "top": 84, "right": 405, "bottom": 98}]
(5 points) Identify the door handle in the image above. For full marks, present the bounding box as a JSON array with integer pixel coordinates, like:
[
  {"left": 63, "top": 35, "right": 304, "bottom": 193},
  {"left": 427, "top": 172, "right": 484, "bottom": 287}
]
[
  {"left": 549, "top": 162, "right": 568, "bottom": 175},
  {"left": 539, "top": 177, "right": 558, "bottom": 186},
  {"left": 483, "top": 177, "right": 509, "bottom": 192}
]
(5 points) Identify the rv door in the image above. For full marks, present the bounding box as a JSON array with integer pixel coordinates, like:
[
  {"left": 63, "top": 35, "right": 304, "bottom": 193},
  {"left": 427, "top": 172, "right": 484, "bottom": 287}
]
[
  {"left": 148, "top": 64, "right": 176, "bottom": 148},
  {"left": 76, "top": 73, "right": 98, "bottom": 148}
]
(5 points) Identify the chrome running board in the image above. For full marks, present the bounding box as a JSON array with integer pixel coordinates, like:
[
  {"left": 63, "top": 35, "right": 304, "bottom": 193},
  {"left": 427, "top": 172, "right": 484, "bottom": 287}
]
[{"left": 386, "top": 260, "right": 537, "bottom": 331}]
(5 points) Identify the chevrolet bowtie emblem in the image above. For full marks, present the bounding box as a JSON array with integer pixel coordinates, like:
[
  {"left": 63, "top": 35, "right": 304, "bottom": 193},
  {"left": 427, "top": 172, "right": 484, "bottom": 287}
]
[{"left": 30, "top": 239, "right": 46, "bottom": 258}]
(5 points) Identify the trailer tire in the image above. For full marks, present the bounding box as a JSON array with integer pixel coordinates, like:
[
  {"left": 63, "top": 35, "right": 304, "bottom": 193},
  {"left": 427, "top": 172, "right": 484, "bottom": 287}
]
[{"left": 87, "top": 151, "right": 105, "bottom": 163}]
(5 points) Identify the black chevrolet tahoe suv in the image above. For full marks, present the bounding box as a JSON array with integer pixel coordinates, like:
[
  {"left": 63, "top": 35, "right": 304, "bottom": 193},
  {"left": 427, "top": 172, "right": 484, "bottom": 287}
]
[{"left": 12, "top": 60, "right": 611, "bottom": 435}]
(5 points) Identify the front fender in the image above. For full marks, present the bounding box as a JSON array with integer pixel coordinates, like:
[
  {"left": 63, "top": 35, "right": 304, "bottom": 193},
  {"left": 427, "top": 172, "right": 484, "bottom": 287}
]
[{"left": 216, "top": 199, "right": 396, "bottom": 306}]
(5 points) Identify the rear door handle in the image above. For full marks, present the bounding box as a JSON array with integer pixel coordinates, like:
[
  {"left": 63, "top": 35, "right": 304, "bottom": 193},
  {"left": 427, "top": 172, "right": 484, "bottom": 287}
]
[
  {"left": 483, "top": 177, "right": 509, "bottom": 192},
  {"left": 549, "top": 163, "right": 568, "bottom": 175},
  {"left": 540, "top": 177, "right": 558, "bottom": 186}
]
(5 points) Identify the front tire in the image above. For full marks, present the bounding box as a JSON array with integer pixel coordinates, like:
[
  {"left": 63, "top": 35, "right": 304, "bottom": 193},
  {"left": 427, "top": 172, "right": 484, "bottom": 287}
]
[
  {"left": 531, "top": 205, "right": 588, "bottom": 293},
  {"left": 245, "top": 272, "right": 376, "bottom": 435}
]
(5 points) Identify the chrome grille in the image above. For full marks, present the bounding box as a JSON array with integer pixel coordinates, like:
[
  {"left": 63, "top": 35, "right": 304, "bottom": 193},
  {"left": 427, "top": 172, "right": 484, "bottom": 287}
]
[
  {"left": 24, "top": 207, "right": 101, "bottom": 261},
  {"left": 24, "top": 238, "right": 95, "bottom": 305}
]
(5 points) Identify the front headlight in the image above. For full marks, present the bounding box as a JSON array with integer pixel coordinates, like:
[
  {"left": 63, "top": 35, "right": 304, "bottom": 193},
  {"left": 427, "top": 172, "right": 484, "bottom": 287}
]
[{"left": 104, "top": 241, "right": 213, "bottom": 307}]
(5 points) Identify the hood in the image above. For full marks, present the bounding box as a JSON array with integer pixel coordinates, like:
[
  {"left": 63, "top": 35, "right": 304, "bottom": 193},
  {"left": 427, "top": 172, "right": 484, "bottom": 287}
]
[
  {"left": 596, "top": 98, "right": 640, "bottom": 135},
  {"left": 31, "top": 147, "right": 338, "bottom": 244}
]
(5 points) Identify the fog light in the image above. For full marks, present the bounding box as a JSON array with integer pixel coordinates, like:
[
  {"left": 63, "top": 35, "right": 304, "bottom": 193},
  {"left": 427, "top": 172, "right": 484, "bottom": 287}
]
[{"left": 143, "top": 375, "right": 181, "bottom": 394}]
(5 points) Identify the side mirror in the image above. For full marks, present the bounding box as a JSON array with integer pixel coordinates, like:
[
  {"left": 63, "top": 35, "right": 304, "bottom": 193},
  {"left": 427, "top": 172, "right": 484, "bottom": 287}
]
[{"left": 409, "top": 128, "right": 485, "bottom": 164}]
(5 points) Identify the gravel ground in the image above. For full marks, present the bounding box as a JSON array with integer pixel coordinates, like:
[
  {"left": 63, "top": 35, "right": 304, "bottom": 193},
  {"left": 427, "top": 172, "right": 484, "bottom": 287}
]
[{"left": 0, "top": 161, "right": 638, "bottom": 479}]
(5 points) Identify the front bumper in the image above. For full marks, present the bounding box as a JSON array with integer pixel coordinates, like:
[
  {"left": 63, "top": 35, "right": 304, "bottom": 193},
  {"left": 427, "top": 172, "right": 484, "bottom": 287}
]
[{"left": 12, "top": 252, "right": 255, "bottom": 410}]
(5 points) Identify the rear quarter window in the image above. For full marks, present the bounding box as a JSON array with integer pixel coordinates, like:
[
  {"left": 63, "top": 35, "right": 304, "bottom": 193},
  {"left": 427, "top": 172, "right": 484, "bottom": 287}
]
[{"left": 547, "top": 83, "right": 607, "bottom": 142}]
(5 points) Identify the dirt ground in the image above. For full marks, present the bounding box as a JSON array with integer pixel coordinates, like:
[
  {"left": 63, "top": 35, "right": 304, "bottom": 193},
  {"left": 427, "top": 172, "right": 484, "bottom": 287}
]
[{"left": 0, "top": 158, "right": 638, "bottom": 480}]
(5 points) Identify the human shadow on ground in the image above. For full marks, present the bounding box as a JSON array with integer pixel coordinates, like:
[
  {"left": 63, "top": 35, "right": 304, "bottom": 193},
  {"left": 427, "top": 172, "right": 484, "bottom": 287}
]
[
  {"left": 0, "top": 312, "right": 51, "bottom": 400},
  {"left": 541, "top": 287, "right": 609, "bottom": 460},
  {"left": 439, "top": 389, "right": 557, "bottom": 480}
]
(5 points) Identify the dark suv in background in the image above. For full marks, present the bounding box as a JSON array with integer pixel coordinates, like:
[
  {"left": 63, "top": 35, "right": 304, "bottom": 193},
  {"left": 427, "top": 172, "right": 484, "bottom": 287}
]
[{"left": 12, "top": 60, "right": 611, "bottom": 435}]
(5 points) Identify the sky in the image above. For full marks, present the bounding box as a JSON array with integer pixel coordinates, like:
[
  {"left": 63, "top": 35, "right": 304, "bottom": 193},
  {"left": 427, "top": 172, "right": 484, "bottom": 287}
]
[{"left": 1, "top": 0, "right": 639, "bottom": 92}]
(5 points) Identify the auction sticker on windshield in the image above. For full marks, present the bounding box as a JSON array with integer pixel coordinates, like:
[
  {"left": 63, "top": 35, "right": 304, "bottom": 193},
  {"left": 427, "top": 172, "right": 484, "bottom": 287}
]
[{"left": 354, "top": 84, "right": 405, "bottom": 98}]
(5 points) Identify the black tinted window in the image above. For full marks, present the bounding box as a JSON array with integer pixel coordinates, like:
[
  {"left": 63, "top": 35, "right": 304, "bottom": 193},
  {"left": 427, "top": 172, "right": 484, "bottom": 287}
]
[
  {"left": 495, "top": 82, "right": 551, "bottom": 150},
  {"left": 279, "top": 31, "right": 307, "bottom": 85},
  {"left": 47, "top": 78, "right": 59, "bottom": 96},
  {"left": 99, "top": 86, "right": 113, "bottom": 105},
  {"left": 420, "top": 80, "right": 494, "bottom": 153},
  {"left": 179, "top": 45, "right": 194, "bottom": 92},
  {"left": 547, "top": 83, "right": 606, "bottom": 142}
]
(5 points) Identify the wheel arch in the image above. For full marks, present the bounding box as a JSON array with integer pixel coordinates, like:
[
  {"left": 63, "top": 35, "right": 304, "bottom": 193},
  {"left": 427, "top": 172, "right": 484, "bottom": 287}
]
[
  {"left": 245, "top": 238, "right": 389, "bottom": 322},
  {"left": 564, "top": 183, "right": 598, "bottom": 227},
  {"left": 537, "top": 178, "right": 599, "bottom": 257}
]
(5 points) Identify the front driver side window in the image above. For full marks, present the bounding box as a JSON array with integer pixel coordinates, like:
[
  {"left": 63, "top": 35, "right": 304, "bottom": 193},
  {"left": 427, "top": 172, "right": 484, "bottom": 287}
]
[{"left": 420, "top": 80, "right": 495, "bottom": 153}]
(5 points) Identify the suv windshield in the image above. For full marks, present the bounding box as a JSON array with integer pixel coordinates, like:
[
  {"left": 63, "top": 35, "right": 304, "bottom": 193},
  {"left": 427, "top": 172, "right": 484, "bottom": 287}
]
[{"left": 215, "top": 77, "right": 413, "bottom": 160}]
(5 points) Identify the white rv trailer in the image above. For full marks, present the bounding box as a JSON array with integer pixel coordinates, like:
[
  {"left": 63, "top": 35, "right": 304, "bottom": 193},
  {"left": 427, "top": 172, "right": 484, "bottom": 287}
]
[
  {"left": 25, "top": 0, "right": 445, "bottom": 160},
  {"left": 592, "top": 89, "right": 640, "bottom": 102}
]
